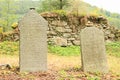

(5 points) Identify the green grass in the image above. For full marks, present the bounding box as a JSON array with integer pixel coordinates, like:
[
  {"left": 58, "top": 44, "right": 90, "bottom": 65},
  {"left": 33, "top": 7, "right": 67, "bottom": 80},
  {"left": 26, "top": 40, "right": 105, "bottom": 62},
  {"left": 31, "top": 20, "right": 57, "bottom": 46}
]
[
  {"left": 0, "top": 41, "right": 19, "bottom": 55},
  {"left": 106, "top": 42, "right": 120, "bottom": 57},
  {"left": 0, "top": 41, "right": 120, "bottom": 57},
  {"left": 48, "top": 42, "right": 120, "bottom": 57},
  {"left": 48, "top": 45, "right": 80, "bottom": 56}
]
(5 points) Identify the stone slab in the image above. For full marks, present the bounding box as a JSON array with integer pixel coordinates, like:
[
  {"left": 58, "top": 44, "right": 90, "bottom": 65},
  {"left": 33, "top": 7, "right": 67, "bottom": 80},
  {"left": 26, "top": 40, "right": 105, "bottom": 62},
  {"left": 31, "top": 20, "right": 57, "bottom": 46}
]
[
  {"left": 19, "top": 9, "right": 47, "bottom": 72},
  {"left": 80, "top": 27, "right": 109, "bottom": 73}
]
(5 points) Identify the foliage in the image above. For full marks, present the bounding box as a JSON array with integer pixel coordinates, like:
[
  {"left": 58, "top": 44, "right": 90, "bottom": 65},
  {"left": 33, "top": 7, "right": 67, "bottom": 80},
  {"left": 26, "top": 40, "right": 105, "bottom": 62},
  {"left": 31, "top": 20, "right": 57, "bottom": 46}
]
[
  {"left": 11, "top": 22, "right": 18, "bottom": 29},
  {"left": 0, "top": 0, "right": 120, "bottom": 32},
  {"left": 0, "top": 41, "right": 19, "bottom": 55},
  {"left": 0, "top": 27, "right": 3, "bottom": 33},
  {"left": 107, "top": 17, "right": 120, "bottom": 29},
  {"left": 37, "top": 0, "right": 70, "bottom": 12},
  {"left": 0, "top": 0, "right": 19, "bottom": 31},
  {"left": 106, "top": 42, "right": 120, "bottom": 57},
  {"left": 52, "top": 10, "right": 67, "bottom": 16},
  {"left": 48, "top": 45, "right": 80, "bottom": 56},
  {"left": 38, "top": 0, "right": 120, "bottom": 28}
]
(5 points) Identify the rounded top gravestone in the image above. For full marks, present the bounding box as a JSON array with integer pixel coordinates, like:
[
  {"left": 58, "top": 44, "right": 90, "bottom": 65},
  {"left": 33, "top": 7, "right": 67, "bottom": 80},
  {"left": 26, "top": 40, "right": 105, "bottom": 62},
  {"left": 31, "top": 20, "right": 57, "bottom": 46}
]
[
  {"left": 19, "top": 8, "right": 48, "bottom": 72},
  {"left": 80, "top": 26, "right": 109, "bottom": 73}
]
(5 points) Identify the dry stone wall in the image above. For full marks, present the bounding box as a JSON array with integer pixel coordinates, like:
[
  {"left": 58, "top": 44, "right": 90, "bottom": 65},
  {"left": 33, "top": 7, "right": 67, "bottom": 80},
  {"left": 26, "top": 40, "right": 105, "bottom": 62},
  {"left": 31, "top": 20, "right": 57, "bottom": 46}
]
[
  {"left": 0, "top": 12, "right": 120, "bottom": 45},
  {"left": 41, "top": 12, "right": 119, "bottom": 46}
]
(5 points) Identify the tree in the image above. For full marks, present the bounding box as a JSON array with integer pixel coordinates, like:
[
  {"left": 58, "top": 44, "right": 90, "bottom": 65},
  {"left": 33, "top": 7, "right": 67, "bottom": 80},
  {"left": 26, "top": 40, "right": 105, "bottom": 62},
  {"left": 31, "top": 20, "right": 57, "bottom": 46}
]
[
  {"left": 38, "top": 0, "right": 69, "bottom": 12},
  {"left": 0, "top": 0, "right": 19, "bottom": 31},
  {"left": 69, "top": 0, "right": 83, "bottom": 15}
]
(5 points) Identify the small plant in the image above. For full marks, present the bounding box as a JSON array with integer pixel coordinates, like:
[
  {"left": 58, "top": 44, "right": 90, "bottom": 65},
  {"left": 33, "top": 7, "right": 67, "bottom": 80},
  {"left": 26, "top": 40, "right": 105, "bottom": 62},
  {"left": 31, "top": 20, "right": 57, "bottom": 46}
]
[
  {"left": 58, "top": 70, "right": 68, "bottom": 78},
  {"left": 87, "top": 76, "right": 100, "bottom": 80}
]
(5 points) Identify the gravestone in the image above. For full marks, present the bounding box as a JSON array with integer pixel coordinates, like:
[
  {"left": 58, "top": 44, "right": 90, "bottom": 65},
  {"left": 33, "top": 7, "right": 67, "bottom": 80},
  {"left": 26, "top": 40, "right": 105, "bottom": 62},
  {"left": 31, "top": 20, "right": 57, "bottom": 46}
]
[
  {"left": 80, "top": 27, "right": 109, "bottom": 73},
  {"left": 19, "top": 8, "right": 47, "bottom": 72}
]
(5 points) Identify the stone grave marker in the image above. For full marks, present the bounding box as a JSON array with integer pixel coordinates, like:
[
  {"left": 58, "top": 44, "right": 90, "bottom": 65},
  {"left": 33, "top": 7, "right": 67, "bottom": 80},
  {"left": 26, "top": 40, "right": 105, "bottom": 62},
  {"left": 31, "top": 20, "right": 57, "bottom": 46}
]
[
  {"left": 19, "top": 8, "right": 47, "bottom": 72},
  {"left": 80, "top": 27, "right": 109, "bottom": 73}
]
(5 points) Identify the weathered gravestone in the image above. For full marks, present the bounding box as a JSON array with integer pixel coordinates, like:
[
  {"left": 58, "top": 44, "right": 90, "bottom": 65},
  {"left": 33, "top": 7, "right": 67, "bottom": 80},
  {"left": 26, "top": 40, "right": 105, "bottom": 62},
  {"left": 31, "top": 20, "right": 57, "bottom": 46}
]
[
  {"left": 19, "top": 8, "right": 47, "bottom": 72},
  {"left": 80, "top": 27, "right": 109, "bottom": 73}
]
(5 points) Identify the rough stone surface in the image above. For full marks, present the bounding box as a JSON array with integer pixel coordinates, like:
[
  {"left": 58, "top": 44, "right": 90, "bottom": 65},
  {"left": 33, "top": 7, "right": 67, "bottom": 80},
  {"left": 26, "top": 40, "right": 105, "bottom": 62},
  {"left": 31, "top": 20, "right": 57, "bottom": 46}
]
[
  {"left": 19, "top": 9, "right": 47, "bottom": 72},
  {"left": 53, "top": 37, "right": 67, "bottom": 46},
  {"left": 1, "top": 12, "right": 119, "bottom": 45},
  {"left": 72, "top": 40, "right": 80, "bottom": 46},
  {"left": 80, "top": 27, "right": 109, "bottom": 73}
]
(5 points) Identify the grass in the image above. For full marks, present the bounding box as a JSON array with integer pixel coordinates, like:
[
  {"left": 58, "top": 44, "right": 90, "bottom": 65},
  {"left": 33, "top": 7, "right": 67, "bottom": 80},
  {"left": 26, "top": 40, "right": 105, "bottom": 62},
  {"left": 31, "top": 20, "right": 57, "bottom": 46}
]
[
  {"left": 0, "top": 41, "right": 120, "bottom": 57},
  {"left": 0, "top": 41, "right": 120, "bottom": 79},
  {"left": 0, "top": 41, "right": 19, "bottom": 55},
  {"left": 48, "top": 45, "right": 80, "bottom": 56},
  {"left": 0, "top": 42, "right": 120, "bottom": 72},
  {"left": 48, "top": 42, "right": 120, "bottom": 57},
  {"left": 106, "top": 42, "right": 120, "bottom": 57}
]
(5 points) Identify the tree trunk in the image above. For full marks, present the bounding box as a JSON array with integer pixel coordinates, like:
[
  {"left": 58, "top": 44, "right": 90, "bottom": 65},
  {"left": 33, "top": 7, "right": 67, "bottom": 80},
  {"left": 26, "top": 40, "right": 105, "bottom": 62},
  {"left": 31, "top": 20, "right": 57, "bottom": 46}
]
[{"left": 60, "top": 0, "right": 63, "bottom": 9}]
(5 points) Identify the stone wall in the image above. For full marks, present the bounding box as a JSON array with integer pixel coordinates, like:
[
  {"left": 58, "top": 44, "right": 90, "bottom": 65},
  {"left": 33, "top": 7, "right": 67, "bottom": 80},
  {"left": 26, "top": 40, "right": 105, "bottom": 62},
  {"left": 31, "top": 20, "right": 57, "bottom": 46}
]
[
  {"left": 0, "top": 12, "right": 120, "bottom": 45},
  {"left": 41, "top": 12, "right": 119, "bottom": 46}
]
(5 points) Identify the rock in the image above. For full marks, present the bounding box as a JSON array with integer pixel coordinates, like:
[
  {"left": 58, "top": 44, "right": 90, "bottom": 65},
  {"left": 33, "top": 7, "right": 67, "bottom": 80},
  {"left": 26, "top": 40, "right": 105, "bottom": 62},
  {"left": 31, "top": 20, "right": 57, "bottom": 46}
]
[
  {"left": 68, "top": 38, "right": 75, "bottom": 41},
  {"left": 85, "top": 21, "right": 93, "bottom": 27},
  {"left": 64, "top": 29, "right": 72, "bottom": 33},
  {"left": 56, "top": 27, "right": 65, "bottom": 32},
  {"left": 65, "top": 26, "right": 70, "bottom": 29},
  {"left": 0, "top": 64, "right": 11, "bottom": 70},
  {"left": 67, "top": 42, "right": 73, "bottom": 46},
  {"left": 63, "top": 33, "right": 71, "bottom": 38},
  {"left": 106, "top": 40, "right": 112, "bottom": 43},
  {"left": 61, "top": 21, "right": 67, "bottom": 26},
  {"left": 51, "top": 21, "right": 57, "bottom": 26},
  {"left": 108, "top": 34, "right": 115, "bottom": 38},
  {"left": 53, "top": 37, "right": 67, "bottom": 47},
  {"left": 72, "top": 40, "right": 80, "bottom": 46},
  {"left": 48, "top": 31, "right": 57, "bottom": 36},
  {"left": 105, "top": 30, "right": 111, "bottom": 35}
]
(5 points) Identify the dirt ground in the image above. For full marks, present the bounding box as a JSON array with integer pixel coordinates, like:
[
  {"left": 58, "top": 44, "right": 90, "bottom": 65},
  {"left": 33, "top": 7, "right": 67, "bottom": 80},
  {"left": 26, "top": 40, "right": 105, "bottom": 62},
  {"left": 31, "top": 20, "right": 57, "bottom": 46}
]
[{"left": 0, "top": 54, "right": 120, "bottom": 80}]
